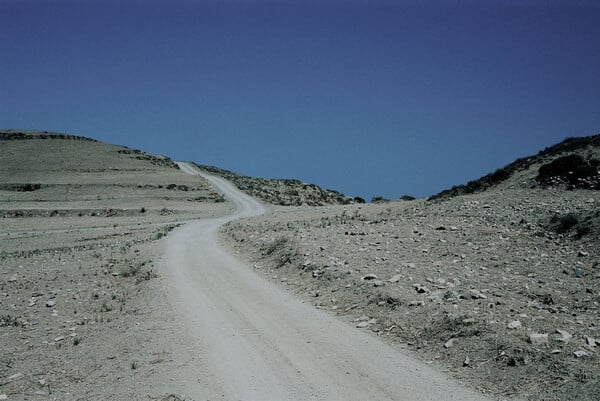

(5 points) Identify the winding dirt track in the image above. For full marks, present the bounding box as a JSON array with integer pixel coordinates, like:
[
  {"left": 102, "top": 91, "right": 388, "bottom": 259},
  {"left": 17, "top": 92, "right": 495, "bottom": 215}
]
[{"left": 162, "top": 162, "right": 489, "bottom": 401}]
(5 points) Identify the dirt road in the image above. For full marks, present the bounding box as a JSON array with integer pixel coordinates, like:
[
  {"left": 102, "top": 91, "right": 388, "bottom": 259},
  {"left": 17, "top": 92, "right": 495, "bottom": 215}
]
[{"left": 162, "top": 163, "right": 489, "bottom": 401}]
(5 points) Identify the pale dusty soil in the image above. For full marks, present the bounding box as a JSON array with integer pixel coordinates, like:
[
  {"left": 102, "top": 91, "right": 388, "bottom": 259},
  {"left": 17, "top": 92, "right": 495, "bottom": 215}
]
[
  {"left": 0, "top": 136, "right": 228, "bottom": 400},
  {"left": 2, "top": 133, "right": 598, "bottom": 400},
  {"left": 161, "top": 164, "right": 489, "bottom": 401},
  {"left": 221, "top": 179, "right": 599, "bottom": 401}
]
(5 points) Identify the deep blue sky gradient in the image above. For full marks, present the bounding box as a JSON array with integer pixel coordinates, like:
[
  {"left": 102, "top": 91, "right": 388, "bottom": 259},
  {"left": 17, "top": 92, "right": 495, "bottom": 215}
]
[{"left": 2, "top": 0, "right": 599, "bottom": 199}]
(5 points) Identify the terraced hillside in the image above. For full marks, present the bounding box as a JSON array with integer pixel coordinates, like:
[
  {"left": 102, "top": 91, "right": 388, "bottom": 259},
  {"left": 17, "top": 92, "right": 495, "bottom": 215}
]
[{"left": 0, "top": 130, "right": 227, "bottom": 399}]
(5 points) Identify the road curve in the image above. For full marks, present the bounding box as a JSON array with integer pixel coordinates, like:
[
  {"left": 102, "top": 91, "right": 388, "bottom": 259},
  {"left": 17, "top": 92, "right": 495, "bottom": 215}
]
[{"left": 162, "top": 162, "right": 489, "bottom": 401}]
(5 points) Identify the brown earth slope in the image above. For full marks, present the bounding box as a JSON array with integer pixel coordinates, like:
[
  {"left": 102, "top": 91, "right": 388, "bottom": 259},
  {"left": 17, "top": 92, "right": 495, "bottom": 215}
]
[{"left": 222, "top": 134, "right": 599, "bottom": 401}]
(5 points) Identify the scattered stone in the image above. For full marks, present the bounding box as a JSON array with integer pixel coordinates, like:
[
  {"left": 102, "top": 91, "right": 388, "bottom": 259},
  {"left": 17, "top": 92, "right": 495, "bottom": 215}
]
[
  {"left": 555, "top": 329, "right": 572, "bottom": 343},
  {"left": 586, "top": 337, "right": 597, "bottom": 348},
  {"left": 444, "top": 338, "right": 456, "bottom": 349},
  {"left": 469, "top": 290, "right": 487, "bottom": 299},
  {"left": 529, "top": 333, "right": 549, "bottom": 346},
  {"left": 0, "top": 394, "right": 7, "bottom": 400},
  {"left": 372, "top": 280, "right": 384, "bottom": 287},
  {"left": 463, "top": 356, "right": 471, "bottom": 366},
  {"left": 7, "top": 373, "right": 22, "bottom": 382},
  {"left": 361, "top": 274, "right": 377, "bottom": 281},
  {"left": 551, "top": 349, "right": 562, "bottom": 354},
  {"left": 54, "top": 336, "right": 65, "bottom": 342},
  {"left": 356, "top": 319, "right": 377, "bottom": 328},
  {"left": 45, "top": 300, "right": 55, "bottom": 308},
  {"left": 388, "top": 274, "right": 402, "bottom": 283},
  {"left": 408, "top": 300, "right": 425, "bottom": 307},
  {"left": 428, "top": 291, "right": 444, "bottom": 304},
  {"left": 414, "top": 284, "right": 430, "bottom": 294},
  {"left": 573, "top": 350, "right": 589, "bottom": 358},
  {"left": 507, "top": 320, "right": 522, "bottom": 329},
  {"left": 578, "top": 250, "right": 589, "bottom": 257}
]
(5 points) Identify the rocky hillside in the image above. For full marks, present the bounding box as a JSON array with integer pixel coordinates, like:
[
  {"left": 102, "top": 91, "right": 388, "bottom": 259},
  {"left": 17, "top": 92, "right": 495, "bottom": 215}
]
[
  {"left": 222, "top": 134, "right": 600, "bottom": 401},
  {"left": 194, "top": 164, "right": 359, "bottom": 206},
  {"left": 430, "top": 134, "right": 600, "bottom": 200}
]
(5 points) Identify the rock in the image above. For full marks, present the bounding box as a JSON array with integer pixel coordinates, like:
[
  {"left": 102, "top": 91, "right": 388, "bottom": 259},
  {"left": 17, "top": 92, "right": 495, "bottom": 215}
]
[
  {"left": 555, "top": 329, "right": 572, "bottom": 343},
  {"left": 408, "top": 300, "right": 425, "bottom": 307},
  {"left": 428, "top": 291, "right": 444, "bottom": 304},
  {"left": 0, "top": 394, "right": 7, "bottom": 400},
  {"left": 573, "top": 350, "right": 589, "bottom": 358},
  {"left": 372, "top": 280, "right": 384, "bottom": 287},
  {"left": 54, "top": 336, "right": 65, "bottom": 342},
  {"left": 578, "top": 250, "right": 589, "bottom": 257},
  {"left": 362, "top": 274, "right": 377, "bottom": 281},
  {"left": 388, "top": 274, "right": 402, "bottom": 283},
  {"left": 444, "top": 338, "right": 456, "bottom": 348},
  {"left": 45, "top": 300, "right": 55, "bottom": 308},
  {"left": 529, "top": 333, "right": 549, "bottom": 346},
  {"left": 356, "top": 319, "right": 377, "bottom": 328},
  {"left": 441, "top": 290, "right": 457, "bottom": 301},
  {"left": 507, "top": 320, "right": 522, "bottom": 329},
  {"left": 414, "top": 284, "right": 430, "bottom": 294},
  {"left": 7, "top": 373, "right": 22, "bottom": 382},
  {"left": 586, "top": 337, "right": 597, "bottom": 348},
  {"left": 463, "top": 356, "right": 471, "bottom": 366},
  {"left": 469, "top": 290, "right": 487, "bottom": 299}
]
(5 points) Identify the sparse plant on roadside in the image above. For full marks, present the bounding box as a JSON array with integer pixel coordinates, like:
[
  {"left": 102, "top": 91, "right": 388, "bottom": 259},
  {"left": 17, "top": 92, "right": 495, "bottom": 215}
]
[
  {"left": 0, "top": 314, "right": 23, "bottom": 327},
  {"left": 371, "top": 196, "right": 390, "bottom": 203},
  {"left": 263, "top": 236, "right": 289, "bottom": 255},
  {"left": 120, "top": 264, "right": 141, "bottom": 277},
  {"left": 550, "top": 212, "right": 579, "bottom": 234}
]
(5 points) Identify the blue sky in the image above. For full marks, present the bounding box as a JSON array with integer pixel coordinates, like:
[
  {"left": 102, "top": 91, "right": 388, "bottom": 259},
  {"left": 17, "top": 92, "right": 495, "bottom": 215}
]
[{"left": 1, "top": 0, "right": 599, "bottom": 200}]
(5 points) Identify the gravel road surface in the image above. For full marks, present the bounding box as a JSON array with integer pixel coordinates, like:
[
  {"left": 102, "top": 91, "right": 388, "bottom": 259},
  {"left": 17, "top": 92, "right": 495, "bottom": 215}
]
[{"left": 162, "top": 162, "right": 489, "bottom": 401}]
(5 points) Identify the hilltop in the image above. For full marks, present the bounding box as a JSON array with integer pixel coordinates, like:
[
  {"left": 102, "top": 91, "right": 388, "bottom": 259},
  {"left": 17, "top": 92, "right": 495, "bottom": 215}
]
[{"left": 430, "top": 134, "right": 600, "bottom": 200}]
